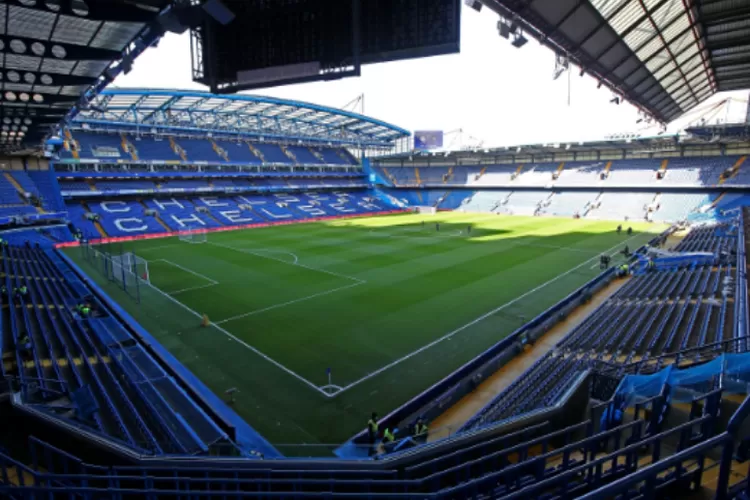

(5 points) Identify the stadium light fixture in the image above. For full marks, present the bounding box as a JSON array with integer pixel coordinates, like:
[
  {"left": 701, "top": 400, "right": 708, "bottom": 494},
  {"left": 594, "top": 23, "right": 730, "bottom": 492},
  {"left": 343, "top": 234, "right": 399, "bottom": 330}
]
[
  {"left": 465, "top": 0, "right": 482, "bottom": 12},
  {"left": 512, "top": 32, "right": 528, "bottom": 48},
  {"left": 497, "top": 20, "right": 510, "bottom": 39},
  {"left": 610, "top": 96, "right": 621, "bottom": 105}
]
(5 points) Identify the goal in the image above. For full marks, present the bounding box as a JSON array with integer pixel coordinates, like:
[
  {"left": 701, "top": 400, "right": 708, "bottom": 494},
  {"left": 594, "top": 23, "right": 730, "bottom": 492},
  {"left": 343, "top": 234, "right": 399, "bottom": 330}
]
[
  {"left": 412, "top": 206, "right": 437, "bottom": 215},
  {"left": 110, "top": 252, "right": 150, "bottom": 286},
  {"left": 179, "top": 228, "right": 208, "bottom": 244}
]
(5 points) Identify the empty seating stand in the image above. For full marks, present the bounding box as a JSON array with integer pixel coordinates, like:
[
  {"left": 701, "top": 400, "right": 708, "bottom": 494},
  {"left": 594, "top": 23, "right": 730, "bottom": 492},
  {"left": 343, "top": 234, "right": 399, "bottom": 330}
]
[
  {"left": 0, "top": 384, "right": 731, "bottom": 499},
  {"left": 0, "top": 245, "right": 231, "bottom": 456},
  {"left": 461, "top": 221, "right": 740, "bottom": 433}
]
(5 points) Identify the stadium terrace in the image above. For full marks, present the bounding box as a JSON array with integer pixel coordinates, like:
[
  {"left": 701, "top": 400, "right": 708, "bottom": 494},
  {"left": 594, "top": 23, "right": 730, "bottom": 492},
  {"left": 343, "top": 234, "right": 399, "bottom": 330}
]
[
  {"left": 0, "top": 1, "right": 749, "bottom": 499},
  {"left": 0, "top": 85, "right": 748, "bottom": 497}
]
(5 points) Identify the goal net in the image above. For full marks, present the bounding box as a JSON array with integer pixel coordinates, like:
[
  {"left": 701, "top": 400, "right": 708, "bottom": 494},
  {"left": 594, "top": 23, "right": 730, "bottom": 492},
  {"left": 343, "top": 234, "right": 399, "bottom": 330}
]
[
  {"left": 179, "top": 228, "right": 208, "bottom": 244},
  {"left": 111, "top": 252, "right": 150, "bottom": 286},
  {"left": 412, "top": 206, "right": 437, "bottom": 215}
]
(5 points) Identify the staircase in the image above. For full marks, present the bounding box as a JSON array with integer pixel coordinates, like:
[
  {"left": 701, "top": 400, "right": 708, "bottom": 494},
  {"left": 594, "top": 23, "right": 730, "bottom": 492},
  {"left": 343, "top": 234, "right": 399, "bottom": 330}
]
[
  {"left": 719, "top": 155, "right": 747, "bottom": 185},
  {"left": 169, "top": 137, "right": 187, "bottom": 161},
  {"left": 64, "top": 129, "right": 80, "bottom": 159},
  {"left": 4, "top": 173, "right": 27, "bottom": 199},
  {"left": 247, "top": 143, "right": 265, "bottom": 162},
  {"left": 602, "top": 160, "right": 613, "bottom": 179},
  {"left": 210, "top": 139, "right": 229, "bottom": 162},
  {"left": 511, "top": 164, "right": 524, "bottom": 180},
  {"left": 380, "top": 167, "right": 398, "bottom": 186},
  {"left": 583, "top": 192, "right": 604, "bottom": 216},
  {"left": 434, "top": 191, "right": 449, "bottom": 208},
  {"left": 120, "top": 134, "right": 139, "bottom": 161},
  {"left": 310, "top": 148, "right": 326, "bottom": 163},
  {"left": 709, "top": 192, "right": 727, "bottom": 209},
  {"left": 443, "top": 166, "right": 454, "bottom": 184},
  {"left": 281, "top": 146, "right": 298, "bottom": 163},
  {"left": 414, "top": 167, "right": 422, "bottom": 186},
  {"left": 658, "top": 159, "right": 669, "bottom": 179},
  {"left": 553, "top": 162, "right": 565, "bottom": 180},
  {"left": 140, "top": 200, "right": 172, "bottom": 231},
  {"left": 475, "top": 166, "right": 488, "bottom": 181},
  {"left": 81, "top": 202, "right": 107, "bottom": 238},
  {"left": 649, "top": 192, "right": 662, "bottom": 215},
  {"left": 336, "top": 149, "right": 352, "bottom": 164}
]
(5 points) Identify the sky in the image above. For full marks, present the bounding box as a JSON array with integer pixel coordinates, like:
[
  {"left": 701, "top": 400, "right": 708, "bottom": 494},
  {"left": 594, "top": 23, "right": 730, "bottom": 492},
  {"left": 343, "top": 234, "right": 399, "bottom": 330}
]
[{"left": 113, "top": 4, "right": 749, "bottom": 149}]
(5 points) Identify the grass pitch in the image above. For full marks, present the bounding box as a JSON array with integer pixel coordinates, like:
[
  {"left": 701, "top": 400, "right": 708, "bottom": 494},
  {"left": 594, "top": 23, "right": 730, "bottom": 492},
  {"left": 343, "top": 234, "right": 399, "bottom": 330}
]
[{"left": 66, "top": 212, "right": 665, "bottom": 449}]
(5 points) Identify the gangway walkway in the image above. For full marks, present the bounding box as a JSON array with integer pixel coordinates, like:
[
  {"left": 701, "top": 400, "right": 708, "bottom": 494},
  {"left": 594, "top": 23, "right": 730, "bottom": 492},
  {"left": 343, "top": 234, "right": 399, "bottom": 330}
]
[{"left": 428, "top": 277, "right": 629, "bottom": 440}]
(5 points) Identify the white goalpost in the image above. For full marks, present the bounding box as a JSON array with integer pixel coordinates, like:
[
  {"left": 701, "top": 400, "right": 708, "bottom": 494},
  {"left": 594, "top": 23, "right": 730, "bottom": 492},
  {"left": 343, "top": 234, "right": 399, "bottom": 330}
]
[
  {"left": 110, "top": 252, "right": 150, "bottom": 285},
  {"left": 179, "top": 228, "right": 208, "bottom": 244},
  {"left": 412, "top": 206, "right": 437, "bottom": 215}
]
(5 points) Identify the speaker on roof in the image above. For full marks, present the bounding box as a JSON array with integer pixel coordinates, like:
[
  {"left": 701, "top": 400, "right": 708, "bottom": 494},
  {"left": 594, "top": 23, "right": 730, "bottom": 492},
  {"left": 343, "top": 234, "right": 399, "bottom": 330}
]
[{"left": 464, "top": 0, "right": 482, "bottom": 12}]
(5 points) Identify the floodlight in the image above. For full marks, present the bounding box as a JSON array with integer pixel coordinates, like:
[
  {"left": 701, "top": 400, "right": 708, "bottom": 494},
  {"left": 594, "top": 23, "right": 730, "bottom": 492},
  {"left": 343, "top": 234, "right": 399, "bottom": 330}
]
[
  {"left": 497, "top": 20, "right": 510, "bottom": 39},
  {"left": 512, "top": 33, "right": 528, "bottom": 48},
  {"left": 464, "top": 0, "right": 482, "bottom": 12}
]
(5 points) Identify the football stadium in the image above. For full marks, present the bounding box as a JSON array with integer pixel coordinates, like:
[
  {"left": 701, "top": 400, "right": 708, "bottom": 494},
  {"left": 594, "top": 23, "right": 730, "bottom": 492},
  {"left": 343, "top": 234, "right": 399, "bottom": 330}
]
[{"left": 1, "top": 0, "right": 750, "bottom": 498}]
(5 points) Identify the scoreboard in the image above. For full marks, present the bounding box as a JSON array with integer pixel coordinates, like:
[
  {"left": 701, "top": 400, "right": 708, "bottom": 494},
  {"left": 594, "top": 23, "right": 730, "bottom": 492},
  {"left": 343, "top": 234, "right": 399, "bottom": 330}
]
[{"left": 191, "top": 0, "right": 461, "bottom": 93}]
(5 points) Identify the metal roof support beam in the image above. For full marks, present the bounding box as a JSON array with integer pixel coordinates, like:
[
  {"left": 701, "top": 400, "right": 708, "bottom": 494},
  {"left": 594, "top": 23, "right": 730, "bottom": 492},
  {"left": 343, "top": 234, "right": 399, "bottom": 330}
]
[
  {"left": 682, "top": 0, "right": 717, "bottom": 92},
  {"left": 47, "top": 0, "right": 165, "bottom": 23},
  {"left": 0, "top": 36, "right": 120, "bottom": 61},
  {"left": 594, "top": 10, "right": 696, "bottom": 87},
  {"left": 581, "top": 0, "right": 672, "bottom": 60},
  {"left": 632, "top": 35, "right": 709, "bottom": 105}
]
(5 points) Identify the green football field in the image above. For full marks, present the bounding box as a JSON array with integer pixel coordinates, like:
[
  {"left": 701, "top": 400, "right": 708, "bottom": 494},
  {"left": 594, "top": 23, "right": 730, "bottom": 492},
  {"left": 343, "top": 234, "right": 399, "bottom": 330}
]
[{"left": 65, "top": 212, "right": 666, "bottom": 451}]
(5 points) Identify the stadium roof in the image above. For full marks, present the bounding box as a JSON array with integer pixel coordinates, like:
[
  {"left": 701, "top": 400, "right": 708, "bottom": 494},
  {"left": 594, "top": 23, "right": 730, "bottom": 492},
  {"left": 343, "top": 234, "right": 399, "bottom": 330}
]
[
  {"left": 72, "top": 88, "right": 411, "bottom": 148},
  {"left": 375, "top": 127, "right": 750, "bottom": 163},
  {"left": 0, "top": 0, "right": 169, "bottom": 150},
  {"left": 482, "top": 0, "right": 750, "bottom": 123}
]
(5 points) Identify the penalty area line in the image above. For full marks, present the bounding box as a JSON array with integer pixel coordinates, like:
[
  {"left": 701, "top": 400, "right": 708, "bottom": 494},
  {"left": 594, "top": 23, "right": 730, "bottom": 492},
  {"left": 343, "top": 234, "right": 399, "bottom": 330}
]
[
  {"left": 139, "top": 279, "right": 331, "bottom": 397},
  {"left": 156, "top": 259, "right": 219, "bottom": 285},
  {"left": 207, "top": 241, "right": 364, "bottom": 284},
  {"left": 215, "top": 281, "right": 364, "bottom": 324},
  {"left": 167, "top": 283, "right": 219, "bottom": 295},
  {"left": 329, "top": 232, "right": 646, "bottom": 398}
]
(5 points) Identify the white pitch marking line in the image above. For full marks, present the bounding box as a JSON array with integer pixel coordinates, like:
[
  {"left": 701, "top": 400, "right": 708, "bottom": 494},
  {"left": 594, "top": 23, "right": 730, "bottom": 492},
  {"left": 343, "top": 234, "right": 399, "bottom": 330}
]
[
  {"left": 156, "top": 259, "right": 219, "bottom": 285},
  {"left": 215, "top": 281, "right": 364, "bottom": 324},
  {"left": 207, "top": 241, "right": 365, "bottom": 284},
  {"left": 140, "top": 279, "right": 329, "bottom": 397},
  {"left": 525, "top": 243, "right": 598, "bottom": 254},
  {"left": 168, "top": 283, "right": 219, "bottom": 295},
  {"left": 246, "top": 248, "right": 299, "bottom": 264},
  {"left": 330, "top": 232, "right": 647, "bottom": 397}
]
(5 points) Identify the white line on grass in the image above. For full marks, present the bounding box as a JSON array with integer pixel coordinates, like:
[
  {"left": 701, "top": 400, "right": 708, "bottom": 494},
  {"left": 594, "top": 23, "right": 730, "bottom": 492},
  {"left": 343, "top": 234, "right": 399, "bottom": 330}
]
[
  {"left": 169, "top": 283, "right": 219, "bottom": 295},
  {"left": 207, "top": 241, "right": 365, "bottom": 284},
  {"left": 525, "top": 243, "right": 598, "bottom": 255},
  {"left": 140, "top": 278, "right": 330, "bottom": 397},
  {"left": 215, "top": 281, "right": 364, "bottom": 324},
  {"left": 156, "top": 259, "right": 219, "bottom": 285},
  {"left": 246, "top": 248, "right": 299, "bottom": 264},
  {"left": 328, "top": 232, "right": 646, "bottom": 397}
]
